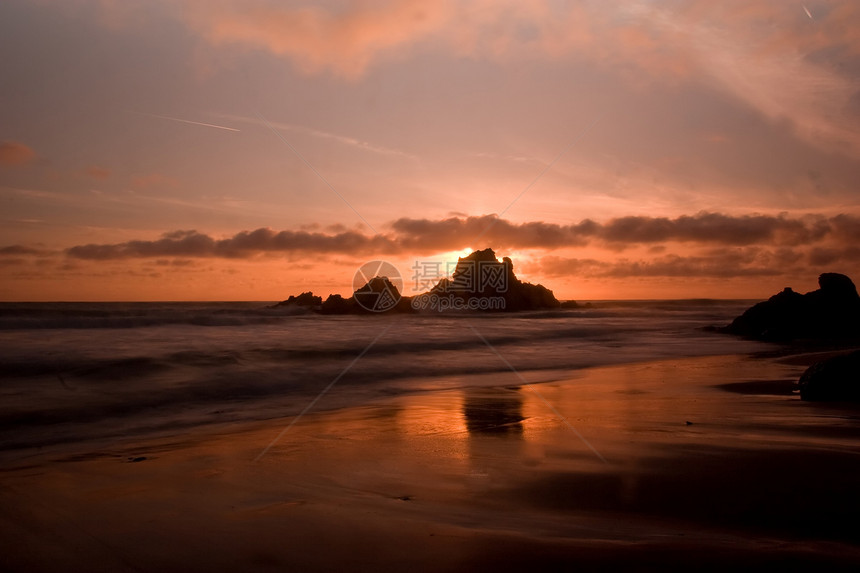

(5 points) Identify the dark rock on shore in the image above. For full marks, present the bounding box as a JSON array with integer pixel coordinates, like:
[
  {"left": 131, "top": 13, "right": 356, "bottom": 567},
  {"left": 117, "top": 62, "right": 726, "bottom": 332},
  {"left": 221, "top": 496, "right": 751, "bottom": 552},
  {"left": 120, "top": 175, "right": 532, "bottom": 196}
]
[
  {"left": 798, "top": 351, "right": 860, "bottom": 401},
  {"left": 725, "top": 273, "right": 860, "bottom": 341}
]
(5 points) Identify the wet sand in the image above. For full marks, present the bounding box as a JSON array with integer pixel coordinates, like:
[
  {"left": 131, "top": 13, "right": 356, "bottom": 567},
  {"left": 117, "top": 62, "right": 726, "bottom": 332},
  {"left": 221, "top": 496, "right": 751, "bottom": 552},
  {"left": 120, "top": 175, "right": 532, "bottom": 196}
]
[{"left": 2, "top": 353, "right": 860, "bottom": 571}]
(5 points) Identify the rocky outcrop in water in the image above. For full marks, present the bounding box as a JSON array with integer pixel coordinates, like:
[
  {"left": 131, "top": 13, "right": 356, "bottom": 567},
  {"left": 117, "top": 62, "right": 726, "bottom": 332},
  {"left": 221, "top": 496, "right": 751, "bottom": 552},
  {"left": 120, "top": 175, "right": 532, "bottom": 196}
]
[
  {"left": 353, "top": 276, "right": 414, "bottom": 313},
  {"left": 269, "top": 292, "right": 322, "bottom": 310},
  {"left": 317, "top": 277, "right": 413, "bottom": 314},
  {"left": 319, "top": 294, "right": 354, "bottom": 315},
  {"left": 725, "top": 273, "right": 860, "bottom": 341},
  {"left": 273, "top": 249, "right": 562, "bottom": 314},
  {"left": 426, "top": 248, "right": 560, "bottom": 312}
]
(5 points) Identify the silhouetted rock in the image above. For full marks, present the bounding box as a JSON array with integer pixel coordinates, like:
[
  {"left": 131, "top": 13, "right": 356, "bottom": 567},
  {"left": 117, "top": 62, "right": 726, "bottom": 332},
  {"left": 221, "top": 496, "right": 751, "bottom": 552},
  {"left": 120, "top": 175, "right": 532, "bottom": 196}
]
[
  {"left": 725, "top": 273, "right": 860, "bottom": 341},
  {"left": 560, "top": 300, "right": 580, "bottom": 309},
  {"left": 317, "top": 277, "right": 413, "bottom": 314},
  {"left": 427, "top": 248, "right": 560, "bottom": 312},
  {"left": 269, "top": 291, "right": 322, "bottom": 309},
  {"left": 277, "top": 249, "right": 559, "bottom": 315},
  {"left": 798, "top": 351, "right": 860, "bottom": 401},
  {"left": 353, "top": 276, "right": 413, "bottom": 313},
  {"left": 319, "top": 294, "right": 355, "bottom": 315}
]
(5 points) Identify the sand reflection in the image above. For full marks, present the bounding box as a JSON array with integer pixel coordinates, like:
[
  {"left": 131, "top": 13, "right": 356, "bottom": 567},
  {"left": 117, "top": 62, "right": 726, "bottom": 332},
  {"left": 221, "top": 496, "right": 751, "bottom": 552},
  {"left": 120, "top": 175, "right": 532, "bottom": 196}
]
[{"left": 462, "top": 386, "right": 525, "bottom": 436}]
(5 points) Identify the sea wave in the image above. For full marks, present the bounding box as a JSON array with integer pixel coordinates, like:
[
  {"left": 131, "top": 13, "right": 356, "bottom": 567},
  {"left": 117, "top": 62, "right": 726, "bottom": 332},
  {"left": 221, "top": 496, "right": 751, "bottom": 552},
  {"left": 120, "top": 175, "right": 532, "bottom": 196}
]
[
  {"left": 0, "top": 300, "right": 756, "bottom": 330},
  {"left": 0, "top": 302, "right": 308, "bottom": 330},
  {"left": 0, "top": 300, "right": 768, "bottom": 452}
]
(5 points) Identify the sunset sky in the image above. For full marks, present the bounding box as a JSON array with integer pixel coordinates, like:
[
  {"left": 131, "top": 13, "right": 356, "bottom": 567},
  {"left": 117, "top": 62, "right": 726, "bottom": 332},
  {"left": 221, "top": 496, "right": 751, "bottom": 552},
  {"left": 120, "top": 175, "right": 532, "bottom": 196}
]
[{"left": 2, "top": 0, "right": 860, "bottom": 301}]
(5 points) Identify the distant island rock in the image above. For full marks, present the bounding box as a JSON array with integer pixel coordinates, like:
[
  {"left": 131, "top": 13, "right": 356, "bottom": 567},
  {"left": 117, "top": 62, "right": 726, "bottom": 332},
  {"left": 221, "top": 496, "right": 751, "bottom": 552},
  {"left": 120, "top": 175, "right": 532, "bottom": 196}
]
[
  {"left": 798, "top": 351, "right": 860, "bottom": 401},
  {"left": 319, "top": 293, "right": 353, "bottom": 314},
  {"left": 274, "top": 278, "right": 411, "bottom": 315},
  {"left": 724, "top": 273, "right": 860, "bottom": 341},
  {"left": 272, "top": 248, "right": 563, "bottom": 314},
  {"left": 347, "top": 276, "right": 414, "bottom": 314},
  {"left": 426, "top": 248, "right": 560, "bottom": 312},
  {"left": 269, "top": 291, "right": 322, "bottom": 310}
]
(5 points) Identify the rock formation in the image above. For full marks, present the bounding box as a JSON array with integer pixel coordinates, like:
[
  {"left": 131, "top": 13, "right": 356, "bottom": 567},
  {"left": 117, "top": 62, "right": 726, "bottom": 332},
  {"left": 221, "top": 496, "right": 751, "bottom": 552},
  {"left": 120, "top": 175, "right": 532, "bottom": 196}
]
[
  {"left": 318, "top": 277, "right": 413, "bottom": 314},
  {"left": 269, "top": 291, "right": 322, "bottom": 310},
  {"left": 353, "top": 276, "right": 413, "bottom": 313},
  {"left": 319, "top": 294, "right": 354, "bottom": 315},
  {"left": 725, "top": 273, "right": 860, "bottom": 341},
  {"left": 273, "top": 249, "right": 562, "bottom": 314},
  {"left": 798, "top": 351, "right": 860, "bottom": 401},
  {"left": 427, "top": 248, "right": 560, "bottom": 312}
]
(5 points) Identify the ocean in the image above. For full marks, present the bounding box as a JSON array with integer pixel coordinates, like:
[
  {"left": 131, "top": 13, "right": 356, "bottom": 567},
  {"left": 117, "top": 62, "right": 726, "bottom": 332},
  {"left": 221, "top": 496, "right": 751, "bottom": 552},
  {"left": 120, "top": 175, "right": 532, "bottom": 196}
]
[{"left": 0, "top": 300, "right": 770, "bottom": 454}]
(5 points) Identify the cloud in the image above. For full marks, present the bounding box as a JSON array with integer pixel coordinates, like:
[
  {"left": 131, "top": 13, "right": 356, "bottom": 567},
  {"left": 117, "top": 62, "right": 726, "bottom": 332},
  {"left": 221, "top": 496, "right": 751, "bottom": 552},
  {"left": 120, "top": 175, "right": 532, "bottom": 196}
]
[
  {"left": 0, "top": 245, "right": 44, "bottom": 256},
  {"left": 0, "top": 244, "right": 54, "bottom": 257},
  {"left": 181, "top": 0, "right": 451, "bottom": 78},
  {"left": 807, "top": 245, "right": 860, "bottom": 266},
  {"left": 85, "top": 166, "right": 111, "bottom": 180},
  {"left": 170, "top": 1, "right": 860, "bottom": 157},
  {"left": 598, "top": 213, "right": 830, "bottom": 246},
  {"left": 829, "top": 213, "right": 860, "bottom": 241},
  {"left": 66, "top": 228, "right": 397, "bottom": 260},
  {"left": 640, "top": 1, "right": 860, "bottom": 157},
  {"left": 533, "top": 246, "right": 827, "bottom": 280},
  {"left": 0, "top": 141, "right": 36, "bottom": 166},
  {"left": 61, "top": 212, "right": 860, "bottom": 261},
  {"left": 390, "top": 214, "right": 593, "bottom": 251},
  {"left": 174, "top": 1, "right": 627, "bottom": 79},
  {"left": 391, "top": 212, "right": 841, "bottom": 250},
  {"left": 533, "top": 253, "right": 780, "bottom": 279}
]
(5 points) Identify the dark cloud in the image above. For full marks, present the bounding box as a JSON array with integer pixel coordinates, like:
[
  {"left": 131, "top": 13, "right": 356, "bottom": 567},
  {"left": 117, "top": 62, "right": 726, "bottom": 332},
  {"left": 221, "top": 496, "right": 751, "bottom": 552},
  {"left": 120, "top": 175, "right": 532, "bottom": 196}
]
[
  {"left": 533, "top": 239, "right": 860, "bottom": 279},
  {"left": 0, "top": 245, "right": 45, "bottom": 256},
  {"left": 807, "top": 246, "right": 860, "bottom": 266},
  {"left": 537, "top": 251, "right": 788, "bottom": 279},
  {"left": 393, "top": 212, "right": 849, "bottom": 250},
  {"left": 829, "top": 214, "right": 860, "bottom": 242},
  {"left": 60, "top": 212, "right": 860, "bottom": 261},
  {"left": 391, "top": 214, "right": 592, "bottom": 251},
  {"left": 66, "top": 228, "right": 397, "bottom": 260},
  {"left": 599, "top": 213, "right": 823, "bottom": 246},
  {"left": 67, "top": 230, "right": 215, "bottom": 260}
]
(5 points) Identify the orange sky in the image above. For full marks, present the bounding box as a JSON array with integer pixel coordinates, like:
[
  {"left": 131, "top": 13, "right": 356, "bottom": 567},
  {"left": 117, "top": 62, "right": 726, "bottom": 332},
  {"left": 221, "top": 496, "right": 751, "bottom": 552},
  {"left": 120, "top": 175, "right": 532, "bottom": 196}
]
[{"left": 2, "top": 0, "right": 860, "bottom": 301}]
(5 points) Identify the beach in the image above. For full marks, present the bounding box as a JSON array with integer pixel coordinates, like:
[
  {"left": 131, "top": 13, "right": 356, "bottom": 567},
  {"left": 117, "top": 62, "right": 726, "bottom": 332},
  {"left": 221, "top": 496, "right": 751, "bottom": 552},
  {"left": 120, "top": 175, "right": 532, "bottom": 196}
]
[
  {"left": 3, "top": 328, "right": 860, "bottom": 571},
  {"left": 5, "top": 1, "right": 860, "bottom": 567},
  {"left": 6, "top": 1, "right": 860, "bottom": 568}
]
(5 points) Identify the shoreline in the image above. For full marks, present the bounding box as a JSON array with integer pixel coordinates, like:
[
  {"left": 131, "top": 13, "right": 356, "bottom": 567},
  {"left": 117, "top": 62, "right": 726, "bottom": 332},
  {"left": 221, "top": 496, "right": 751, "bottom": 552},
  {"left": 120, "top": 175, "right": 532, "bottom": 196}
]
[
  {"left": 3, "top": 351, "right": 860, "bottom": 570},
  {"left": 1, "top": 337, "right": 825, "bottom": 465}
]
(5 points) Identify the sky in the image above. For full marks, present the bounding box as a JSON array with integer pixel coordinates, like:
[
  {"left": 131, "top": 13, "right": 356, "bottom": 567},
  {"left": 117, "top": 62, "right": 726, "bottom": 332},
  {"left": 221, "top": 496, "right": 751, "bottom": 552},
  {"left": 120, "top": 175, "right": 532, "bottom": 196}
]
[{"left": 2, "top": 0, "right": 860, "bottom": 301}]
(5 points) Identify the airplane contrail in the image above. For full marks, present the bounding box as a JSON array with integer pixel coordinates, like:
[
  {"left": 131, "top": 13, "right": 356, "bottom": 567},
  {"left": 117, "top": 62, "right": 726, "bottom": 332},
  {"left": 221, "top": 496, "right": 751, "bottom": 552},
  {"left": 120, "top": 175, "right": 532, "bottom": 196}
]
[
  {"left": 802, "top": 4, "right": 813, "bottom": 19},
  {"left": 129, "top": 111, "right": 240, "bottom": 132}
]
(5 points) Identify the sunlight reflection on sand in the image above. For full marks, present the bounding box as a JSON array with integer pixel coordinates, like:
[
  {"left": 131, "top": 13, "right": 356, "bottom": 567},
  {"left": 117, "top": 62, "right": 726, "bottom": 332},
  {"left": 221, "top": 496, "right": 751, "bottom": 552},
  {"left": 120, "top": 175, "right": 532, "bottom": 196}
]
[{"left": 3, "top": 353, "right": 860, "bottom": 571}]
